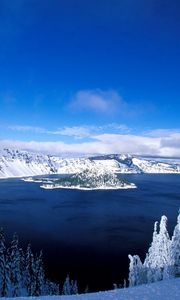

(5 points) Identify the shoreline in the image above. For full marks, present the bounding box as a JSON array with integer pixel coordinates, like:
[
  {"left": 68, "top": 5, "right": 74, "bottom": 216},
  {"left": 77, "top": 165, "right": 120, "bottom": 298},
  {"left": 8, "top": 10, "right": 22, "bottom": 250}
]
[
  {"left": 0, "top": 171, "right": 180, "bottom": 181},
  {"left": 40, "top": 184, "right": 137, "bottom": 190}
]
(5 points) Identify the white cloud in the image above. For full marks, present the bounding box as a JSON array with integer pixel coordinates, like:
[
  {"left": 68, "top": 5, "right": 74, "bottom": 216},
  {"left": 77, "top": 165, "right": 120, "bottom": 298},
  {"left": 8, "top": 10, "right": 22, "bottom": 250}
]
[
  {"left": 145, "top": 129, "right": 180, "bottom": 138},
  {"left": 91, "top": 134, "right": 161, "bottom": 155},
  {"left": 9, "top": 125, "right": 45, "bottom": 133},
  {"left": 0, "top": 139, "right": 102, "bottom": 156},
  {"left": 8, "top": 123, "right": 130, "bottom": 139},
  {"left": 160, "top": 133, "right": 180, "bottom": 152},
  {"left": 69, "top": 89, "right": 126, "bottom": 114},
  {"left": 3, "top": 125, "right": 180, "bottom": 157},
  {"left": 50, "top": 126, "right": 93, "bottom": 139},
  {"left": 51, "top": 124, "right": 130, "bottom": 138},
  {"left": 68, "top": 89, "right": 148, "bottom": 117},
  {"left": 1, "top": 130, "right": 180, "bottom": 157},
  {"left": 102, "top": 123, "right": 130, "bottom": 132}
]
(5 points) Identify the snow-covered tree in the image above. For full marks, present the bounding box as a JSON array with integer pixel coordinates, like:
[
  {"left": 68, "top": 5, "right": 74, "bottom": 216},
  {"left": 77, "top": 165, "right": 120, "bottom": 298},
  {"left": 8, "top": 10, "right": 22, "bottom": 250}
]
[
  {"left": 0, "top": 228, "right": 10, "bottom": 297},
  {"left": 62, "top": 274, "right": 71, "bottom": 295},
  {"left": 34, "top": 251, "right": 45, "bottom": 296},
  {"left": 9, "top": 234, "right": 21, "bottom": 297},
  {"left": 0, "top": 228, "right": 6, "bottom": 295},
  {"left": 0, "top": 230, "right": 78, "bottom": 297},
  {"left": 128, "top": 255, "right": 145, "bottom": 286},
  {"left": 171, "top": 210, "right": 180, "bottom": 275},
  {"left": 44, "top": 279, "right": 59, "bottom": 295},
  {"left": 62, "top": 275, "right": 78, "bottom": 295},
  {"left": 144, "top": 216, "right": 172, "bottom": 282},
  {"left": 25, "top": 244, "right": 36, "bottom": 296},
  {"left": 71, "top": 280, "right": 78, "bottom": 294},
  {"left": 84, "top": 285, "right": 89, "bottom": 293},
  {"left": 128, "top": 212, "right": 180, "bottom": 287},
  {"left": 19, "top": 248, "right": 26, "bottom": 293}
]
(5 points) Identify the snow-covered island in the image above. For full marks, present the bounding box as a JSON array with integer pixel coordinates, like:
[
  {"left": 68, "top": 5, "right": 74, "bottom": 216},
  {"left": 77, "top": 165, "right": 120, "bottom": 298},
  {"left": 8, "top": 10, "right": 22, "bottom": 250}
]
[{"left": 40, "top": 168, "right": 136, "bottom": 190}]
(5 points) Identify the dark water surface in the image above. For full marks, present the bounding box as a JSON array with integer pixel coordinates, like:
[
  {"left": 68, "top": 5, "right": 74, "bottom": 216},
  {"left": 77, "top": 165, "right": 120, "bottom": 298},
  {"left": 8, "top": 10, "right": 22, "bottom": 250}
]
[{"left": 0, "top": 174, "right": 179, "bottom": 292}]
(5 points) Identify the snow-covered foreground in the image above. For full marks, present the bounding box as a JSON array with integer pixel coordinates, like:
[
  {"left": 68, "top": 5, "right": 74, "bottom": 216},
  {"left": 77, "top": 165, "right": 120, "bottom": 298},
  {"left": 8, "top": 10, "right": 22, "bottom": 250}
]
[
  {"left": 4, "top": 278, "right": 180, "bottom": 300},
  {"left": 0, "top": 148, "right": 180, "bottom": 179}
]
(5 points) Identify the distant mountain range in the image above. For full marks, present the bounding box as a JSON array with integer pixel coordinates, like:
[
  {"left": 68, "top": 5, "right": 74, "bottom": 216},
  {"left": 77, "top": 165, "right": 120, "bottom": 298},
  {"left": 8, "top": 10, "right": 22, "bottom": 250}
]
[{"left": 0, "top": 148, "right": 180, "bottom": 179}]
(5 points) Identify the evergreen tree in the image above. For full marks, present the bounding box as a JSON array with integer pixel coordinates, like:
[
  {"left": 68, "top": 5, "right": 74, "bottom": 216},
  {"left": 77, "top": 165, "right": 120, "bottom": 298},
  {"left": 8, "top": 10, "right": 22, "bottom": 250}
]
[
  {"left": 123, "top": 279, "right": 127, "bottom": 288},
  {"left": 84, "top": 285, "right": 89, "bottom": 293},
  {"left": 9, "top": 234, "right": 21, "bottom": 297},
  {"left": 3, "top": 256, "right": 11, "bottom": 297},
  {"left": 62, "top": 274, "right": 71, "bottom": 295},
  {"left": 34, "top": 251, "right": 45, "bottom": 296},
  {"left": 0, "top": 228, "right": 6, "bottom": 296},
  {"left": 162, "top": 264, "right": 175, "bottom": 280},
  {"left": 0, "top": 229, "right": 77, "bottom": 297},
  {"left": 71, "top": 280, "right": 78, "bottom": 294},
  {"left": 44, "top": 279, "right": 52, "bottom": 295},
  {"left": 128, "top": 212, "right": 180, "bottom": 286},
  {"left": 144, "top": 221, "right": 160, "bottom": 283},
  {"left": 128, "top": 255, "right": 145, "bottom": 287},
  {"left": 144, "top": 216, "right": 171, "bottom": 282},
  {"left": 44, "top": 279, "right": 59, "bottom": 295},
  {"left": 25, "top": 244, "right": 35, "bottom": 296},
  {"left": 113, "top": 282, "right": 122, "bottom": 289},
  {"left": 19, "top": 248, "right": 26, "bottom": 294},
  {"left": 51, "top": 282, "right": 59, "bottom": 295},
  {"left": 0, "top": 228, "right": 10, "bottom": 297},
  {"left": 171, "top": 210, "right": 180, "bottom": 276}
]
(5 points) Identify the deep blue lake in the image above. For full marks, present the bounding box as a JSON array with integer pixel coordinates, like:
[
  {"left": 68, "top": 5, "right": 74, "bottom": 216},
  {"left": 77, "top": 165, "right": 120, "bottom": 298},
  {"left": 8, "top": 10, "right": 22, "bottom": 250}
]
[{"left": 0, "top": 174, "right": 179, "bottom": 292}]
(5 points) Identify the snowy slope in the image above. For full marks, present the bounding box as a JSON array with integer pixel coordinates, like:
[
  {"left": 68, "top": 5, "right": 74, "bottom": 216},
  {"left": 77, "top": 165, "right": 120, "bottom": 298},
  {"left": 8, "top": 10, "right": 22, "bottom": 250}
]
[
  {"left": 132, "top": 157, "right": 180, "bottom": 173},
  {"left": 0, "top": 148, "right": 180, "bottom": 179},
  {"left": 0, "top": 149, "right": 93, "bottom": 179},
  {"left": 4, "top": 278, "right": 180, "bottom": 300}
]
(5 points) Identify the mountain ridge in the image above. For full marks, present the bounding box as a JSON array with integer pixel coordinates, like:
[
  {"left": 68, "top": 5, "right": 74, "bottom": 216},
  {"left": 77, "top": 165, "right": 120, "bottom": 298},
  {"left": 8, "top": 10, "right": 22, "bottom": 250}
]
[{"left": 0, "top": 148, "right": 180, "bottom": 179}]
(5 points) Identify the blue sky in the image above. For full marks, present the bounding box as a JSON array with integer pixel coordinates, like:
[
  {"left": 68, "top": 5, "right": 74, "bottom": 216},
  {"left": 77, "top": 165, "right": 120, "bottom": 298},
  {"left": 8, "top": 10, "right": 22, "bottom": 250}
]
[{"left": 0, "top": 0, "right": 180, "bottom": 156}]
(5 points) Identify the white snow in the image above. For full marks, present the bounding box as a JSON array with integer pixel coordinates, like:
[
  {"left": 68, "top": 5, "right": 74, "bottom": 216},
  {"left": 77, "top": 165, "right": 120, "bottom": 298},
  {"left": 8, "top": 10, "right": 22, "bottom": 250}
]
[
  {"left": 132, "top": 157, "right": 180, "bottom": 173},
  {"left": 3, "top": 278, "right": 180, "bottom": 300},
  {"left": 0, "top": 148, "right": 180, "bottom": 179},
  {"left": 40, "top": 184, "right": 136, "bottom": 190},
  {"left": 128, "top": 211, "right": 180, "bottom": 287}
]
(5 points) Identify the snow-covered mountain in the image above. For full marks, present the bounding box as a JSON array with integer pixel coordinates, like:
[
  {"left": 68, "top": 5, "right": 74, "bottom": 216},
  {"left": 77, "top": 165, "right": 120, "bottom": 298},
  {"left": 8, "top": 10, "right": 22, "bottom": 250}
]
[{"left": 0, "top": 148, "right": 180, "bottom": 179}]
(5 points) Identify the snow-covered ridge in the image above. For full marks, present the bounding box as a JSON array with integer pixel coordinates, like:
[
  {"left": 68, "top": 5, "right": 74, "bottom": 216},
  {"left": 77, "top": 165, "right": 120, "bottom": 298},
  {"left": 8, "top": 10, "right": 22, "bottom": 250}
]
[{"left": 0, "top": 148, "right": 180, "bottom": 179}]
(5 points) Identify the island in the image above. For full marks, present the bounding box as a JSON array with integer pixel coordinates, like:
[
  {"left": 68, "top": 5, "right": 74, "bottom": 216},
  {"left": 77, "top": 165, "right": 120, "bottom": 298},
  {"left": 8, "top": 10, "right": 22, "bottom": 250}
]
[{"left": 40, "top": 168, "right": 137, "bottom": 190}]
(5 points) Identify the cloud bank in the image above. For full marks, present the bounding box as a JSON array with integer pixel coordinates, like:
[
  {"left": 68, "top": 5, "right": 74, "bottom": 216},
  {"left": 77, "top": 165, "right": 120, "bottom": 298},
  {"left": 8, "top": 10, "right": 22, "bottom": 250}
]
[{"left": 0, "top": 130, "right": 180, "bottom": 157}]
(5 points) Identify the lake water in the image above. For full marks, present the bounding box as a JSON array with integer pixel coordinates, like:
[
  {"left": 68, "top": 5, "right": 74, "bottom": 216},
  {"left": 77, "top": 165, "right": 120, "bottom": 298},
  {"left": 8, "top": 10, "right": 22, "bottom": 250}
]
[{"left": 0, "top": 174, "right": 179, "bottom": 292}]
